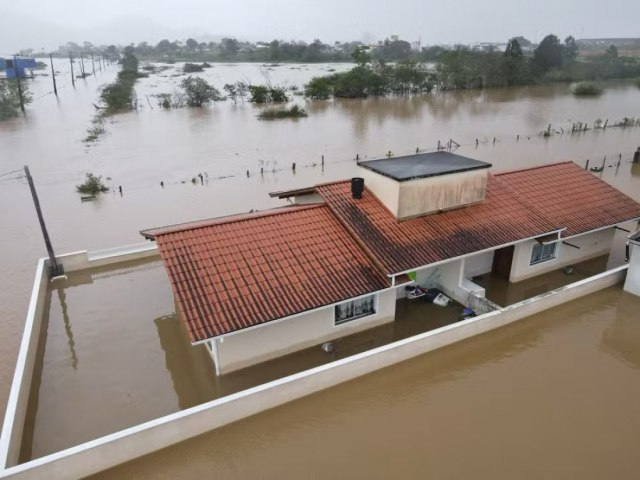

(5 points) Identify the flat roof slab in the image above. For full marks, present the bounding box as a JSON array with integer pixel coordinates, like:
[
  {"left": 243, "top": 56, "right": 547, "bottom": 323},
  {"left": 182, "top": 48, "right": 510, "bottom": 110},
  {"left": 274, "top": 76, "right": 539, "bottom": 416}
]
[{"left": 359, "top": 152, "right": 492, "bottom": 181}]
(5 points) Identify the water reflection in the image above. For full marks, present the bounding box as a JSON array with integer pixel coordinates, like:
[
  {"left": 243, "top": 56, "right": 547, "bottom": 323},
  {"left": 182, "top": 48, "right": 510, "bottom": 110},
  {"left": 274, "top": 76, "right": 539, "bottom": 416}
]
[
  {"left": 600, "top": 291, "right": 640, "bottom": 369},
  {"left": 55, "top": 286, "right": 78, "bottom": 370},
  {"left": 154, "top": 313, "right": 217, "bottom": 409}
]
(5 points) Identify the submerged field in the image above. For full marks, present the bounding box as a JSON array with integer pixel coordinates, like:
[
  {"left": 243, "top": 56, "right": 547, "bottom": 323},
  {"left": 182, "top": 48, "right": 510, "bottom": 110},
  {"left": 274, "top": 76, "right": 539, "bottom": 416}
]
[{"left": 1, "top": 59, "right": 640, "bottom": 477}]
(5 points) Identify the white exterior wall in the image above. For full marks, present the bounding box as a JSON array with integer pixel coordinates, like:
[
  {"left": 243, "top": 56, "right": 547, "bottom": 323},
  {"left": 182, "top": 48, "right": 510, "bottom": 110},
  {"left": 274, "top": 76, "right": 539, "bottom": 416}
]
[
  {"left": 624, "top": 242, "right": 640, "bottom": 296},
  {"left": 292, "top": 193, "right": 324, "bottom": 205},
  {"left": 410, "top": 259, "right": 474, "bottom": 305},
  {"left": 358, "top": 167, "right": 400, "bottom": 215},
  {"left": 396, "top": 169, "right": 487, "bottom": 219},
  {"left": 510, "top": 228, "right": 615, "bottom": 282},
  {"left": 463, "top": 251, "right": 494, "bottom": 278},
  {"left": 357, "top": 166, "right": 487, "bottom": 220},
  {"left": 214, "top": 289, "right": 397, "bottom": 373}
]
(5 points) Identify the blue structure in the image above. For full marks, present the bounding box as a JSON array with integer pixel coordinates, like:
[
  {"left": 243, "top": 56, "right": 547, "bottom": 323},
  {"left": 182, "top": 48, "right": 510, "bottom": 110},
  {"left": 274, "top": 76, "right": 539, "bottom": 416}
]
[{"left": 0, "top": 57, "right": 37, "bottom": 79}]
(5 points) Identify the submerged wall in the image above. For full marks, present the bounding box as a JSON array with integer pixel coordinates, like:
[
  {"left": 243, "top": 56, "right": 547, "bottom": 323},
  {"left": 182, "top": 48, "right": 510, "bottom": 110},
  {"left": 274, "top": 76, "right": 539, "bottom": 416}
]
[{"left": 624, "top": 242, "right": 640, "bottom": 295}]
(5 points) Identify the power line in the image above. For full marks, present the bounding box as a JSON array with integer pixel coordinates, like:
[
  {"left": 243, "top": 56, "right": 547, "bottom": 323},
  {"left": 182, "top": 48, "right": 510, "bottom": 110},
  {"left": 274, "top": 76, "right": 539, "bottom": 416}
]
[
  {"left": 0, "top": 175, "right": 24, "bottom": 184},
  {"left": 0, "top": 169, "right": 23, "bottom": 178}
]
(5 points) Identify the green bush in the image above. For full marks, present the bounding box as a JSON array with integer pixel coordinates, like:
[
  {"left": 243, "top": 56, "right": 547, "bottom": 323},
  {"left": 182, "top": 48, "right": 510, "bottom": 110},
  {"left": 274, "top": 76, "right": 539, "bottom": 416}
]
[
  {"left": 572, "top": 81, "right": 603, "bottom": 96},
  {"left": 0, "top": 80, "right": 32, "bottom": 120},
  {"left": 180, "top": 76, "right": 222, "bottom": 106},
  {"left": 248, "top": 85, "right": 270, "bottom": 103},
  {"left": 258, "top": 104, "right": 308, "bottom": 119},
  {"left": 248, "top": 85, "right": 289, "bottom": 103},
  {"left": 183, "top": 62, "right": 204, "bottom": 73},
  {"left": 76, "top": 173, "right": 109, "bottom": 194},
  {"left": 100, "top": 51, "right": 140, "bottom": 111},
  {"left": 304, "top": 77, "right": 333, "bottom": 99}
]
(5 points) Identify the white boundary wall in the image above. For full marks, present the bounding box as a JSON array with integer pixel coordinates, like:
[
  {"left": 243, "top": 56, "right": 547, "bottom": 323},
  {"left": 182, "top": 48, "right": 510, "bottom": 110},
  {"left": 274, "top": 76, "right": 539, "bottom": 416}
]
[
  {"left": 0, "top": 250, "right": 627, "bottom": 479},
  {"left": 0, "top": 243, "right": 159, "bottom": 473}
]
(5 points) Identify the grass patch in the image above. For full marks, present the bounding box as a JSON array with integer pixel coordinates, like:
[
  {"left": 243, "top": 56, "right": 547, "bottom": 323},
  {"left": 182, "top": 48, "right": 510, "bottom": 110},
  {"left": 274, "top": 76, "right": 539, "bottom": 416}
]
[
  {"left": 572, "top": 81, "right": 603, "bottom": 96},
  {"left": 258, "top": 104, "right": 308, "bottom": 120}
]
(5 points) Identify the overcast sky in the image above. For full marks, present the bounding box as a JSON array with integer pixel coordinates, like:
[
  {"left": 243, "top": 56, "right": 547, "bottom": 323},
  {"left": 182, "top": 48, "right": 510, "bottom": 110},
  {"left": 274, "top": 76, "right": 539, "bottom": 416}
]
[{"left": 1, "top": 0, "right": 639, "bottom": 53}]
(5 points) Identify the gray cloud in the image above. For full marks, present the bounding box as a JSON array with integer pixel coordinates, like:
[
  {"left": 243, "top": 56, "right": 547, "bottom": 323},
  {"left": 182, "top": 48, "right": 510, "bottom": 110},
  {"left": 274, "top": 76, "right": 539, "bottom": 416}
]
[{"left": 1, "top": 0, "right": 639, "bottom": 53}]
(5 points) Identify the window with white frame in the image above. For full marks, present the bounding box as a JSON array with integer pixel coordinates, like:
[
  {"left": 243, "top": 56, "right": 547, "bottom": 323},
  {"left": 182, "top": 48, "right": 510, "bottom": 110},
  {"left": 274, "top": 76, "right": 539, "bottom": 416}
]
[
  {"left": 335, "top": 294, "right": 377, "bottom": 325},
  {"left": 530, "top": 242, "right": 557, "bottom": 265}
]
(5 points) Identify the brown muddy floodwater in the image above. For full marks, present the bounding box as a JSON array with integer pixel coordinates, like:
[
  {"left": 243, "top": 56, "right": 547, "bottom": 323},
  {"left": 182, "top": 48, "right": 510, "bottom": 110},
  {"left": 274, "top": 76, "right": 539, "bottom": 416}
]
[
  {"left": 93, "top": 287, "right": 640, "bottom": 480},
  {"left": 1, "top": 61, "right": 640, "bottom": 476}
]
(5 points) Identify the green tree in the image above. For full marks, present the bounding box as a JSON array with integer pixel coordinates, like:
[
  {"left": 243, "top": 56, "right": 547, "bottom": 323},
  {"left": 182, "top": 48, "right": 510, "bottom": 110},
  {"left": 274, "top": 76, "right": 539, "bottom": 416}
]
[
  {"left": 377, "top": 39, "right": 412, "bottom": 61},
  {"left": 269, "top": 40, "right": 280, "bottom": 60},
  {"left": 351, "top": 46, "right": 371, "bottom": 67},
  {"left": 605, "top": 45, "right": 618, "bottom": 58},
  {"left": 563, "top": 35, "right": 578, "bottom": 62},
  {"left": 220, "top": 38, "right": 240, "bottom": 58},
  {"left": 304, "top": 76, "right": 333, "bottom": 99},
  {"left": 533, "top": 34, "right": 564, "bottom": 72},
  {"left": 186, "top": 38, "right": 198, "bottom": 51},
  {"left": 503, "top": 38, "right": 528, "bottom": 85},
  {"left": 180, "top": 76, "right": 222, "bottom": 106},
  {"left": 0, "top": 80, "right": 32, "bottom": 120},
  {"left": 76, "top": 173, "right": 109, "bottom": 195},
  {"left": 156, "top": 39, "right": 171, "bottom": 54}
]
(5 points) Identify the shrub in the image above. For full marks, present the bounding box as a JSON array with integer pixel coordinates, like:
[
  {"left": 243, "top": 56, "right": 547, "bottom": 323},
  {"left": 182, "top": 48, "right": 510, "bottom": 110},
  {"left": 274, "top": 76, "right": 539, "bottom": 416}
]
[
  {"left": 258, "top": 104, "right": 308, "bottom": 120},
  {"left": 572, "top": 81, "right": 603, "bottom": 96},
  {"left": 76, "top": 173, "right": 109, "bottom": 195},
  {"left": 0, "top": 80, "right": 32, "bottom": 120},
  {"left": 248, "top": 85, "right": 270, "bottom": 103},
  {"left": 180, "top": 76, "right": 222, "bottom": 106},
  {"left": 269, "top": 86, "right": 289, "bottom": 102},
  {"left": 305, "top": 76, "right": 333, "bottom": 99},
  {"left": 84, "top": 115, "right": 106, "bottom": 143},
  {"left": 183, "top": 62, "right": 204, "bottom": 73},
  {"left": 100, "top": 51, "right": 140, "bottom": 111},
  {"left": 153, "top": 93, "right": 186, "bottom": 109},
  {"left": 248, "top": 85, "right": 289, "bottom": 103}
]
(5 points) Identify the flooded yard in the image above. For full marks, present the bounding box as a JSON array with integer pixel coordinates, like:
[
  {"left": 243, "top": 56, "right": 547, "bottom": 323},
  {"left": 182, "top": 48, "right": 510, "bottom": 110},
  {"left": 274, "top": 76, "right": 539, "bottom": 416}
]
[
  {"left": 21, "top": 256, "right": 467, "bottom": 460},
  {"left": 92, "top": 286, "right": 640, "bottom": 480}
]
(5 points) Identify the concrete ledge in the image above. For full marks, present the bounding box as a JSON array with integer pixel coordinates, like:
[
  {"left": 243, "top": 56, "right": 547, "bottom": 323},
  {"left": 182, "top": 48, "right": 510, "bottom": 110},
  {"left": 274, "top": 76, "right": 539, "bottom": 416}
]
[
  {"left": 0, "top": 263, "right": 628, "bottom": 479},
  {"left": 58, "top": 243, "right": 158, "bottom": 273},
  {"left": 0, "top": 245, "right": 159, "bottom": 472},
  {"left": 0, "top": 259, "right": 47, "bottom": 470}
]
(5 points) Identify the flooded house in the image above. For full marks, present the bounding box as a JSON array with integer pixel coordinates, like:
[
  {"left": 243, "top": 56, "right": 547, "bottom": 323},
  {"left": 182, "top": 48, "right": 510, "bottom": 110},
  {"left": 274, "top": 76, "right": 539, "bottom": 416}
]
[{"left": 141, "top": 152, "right": 640, "bottom": 374}]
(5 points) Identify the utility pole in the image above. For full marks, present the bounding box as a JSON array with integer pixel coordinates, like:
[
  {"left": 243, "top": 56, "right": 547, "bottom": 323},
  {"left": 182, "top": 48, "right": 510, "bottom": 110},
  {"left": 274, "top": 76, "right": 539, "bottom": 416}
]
[
  {"left": 49, "top": 53, "right": 58, "bottom": 96},
  {"left": 69, "top": 52, "right": 75, "bottom": 87},
  {"left": 24, "top": 166, "right": 63, "bottom": 277},
  {"left": 13, "top": 55, "right": 25, "bottom": 112}
]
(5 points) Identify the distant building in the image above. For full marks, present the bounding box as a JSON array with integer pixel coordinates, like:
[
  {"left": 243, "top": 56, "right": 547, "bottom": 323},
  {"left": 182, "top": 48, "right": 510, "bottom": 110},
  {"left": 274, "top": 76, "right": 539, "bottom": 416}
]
[{"left": 0, "top": 57, "right": 37, "bottom": 79}]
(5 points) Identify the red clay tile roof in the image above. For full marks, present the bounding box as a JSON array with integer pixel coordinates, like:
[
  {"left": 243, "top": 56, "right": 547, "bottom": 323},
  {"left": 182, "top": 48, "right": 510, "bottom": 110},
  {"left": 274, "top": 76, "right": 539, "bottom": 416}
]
[
  {"left": 316, "top": 161, "right": 640, "bottom": 275},
  {"left": 316, "top": 175, "right": 563, "bottom": 275},
  {"left": 146, "top": 204, "right": 390, "bottom": 342},
  {"left": 495, "top": 162, "right": 640, "bottom": 238}
]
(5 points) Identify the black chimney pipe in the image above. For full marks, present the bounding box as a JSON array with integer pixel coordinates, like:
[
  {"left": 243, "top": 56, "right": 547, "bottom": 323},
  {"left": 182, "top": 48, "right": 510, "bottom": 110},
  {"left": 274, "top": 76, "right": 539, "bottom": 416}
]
[{"left": 351, "top": 177, "right": 364, "bottom": 199}]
